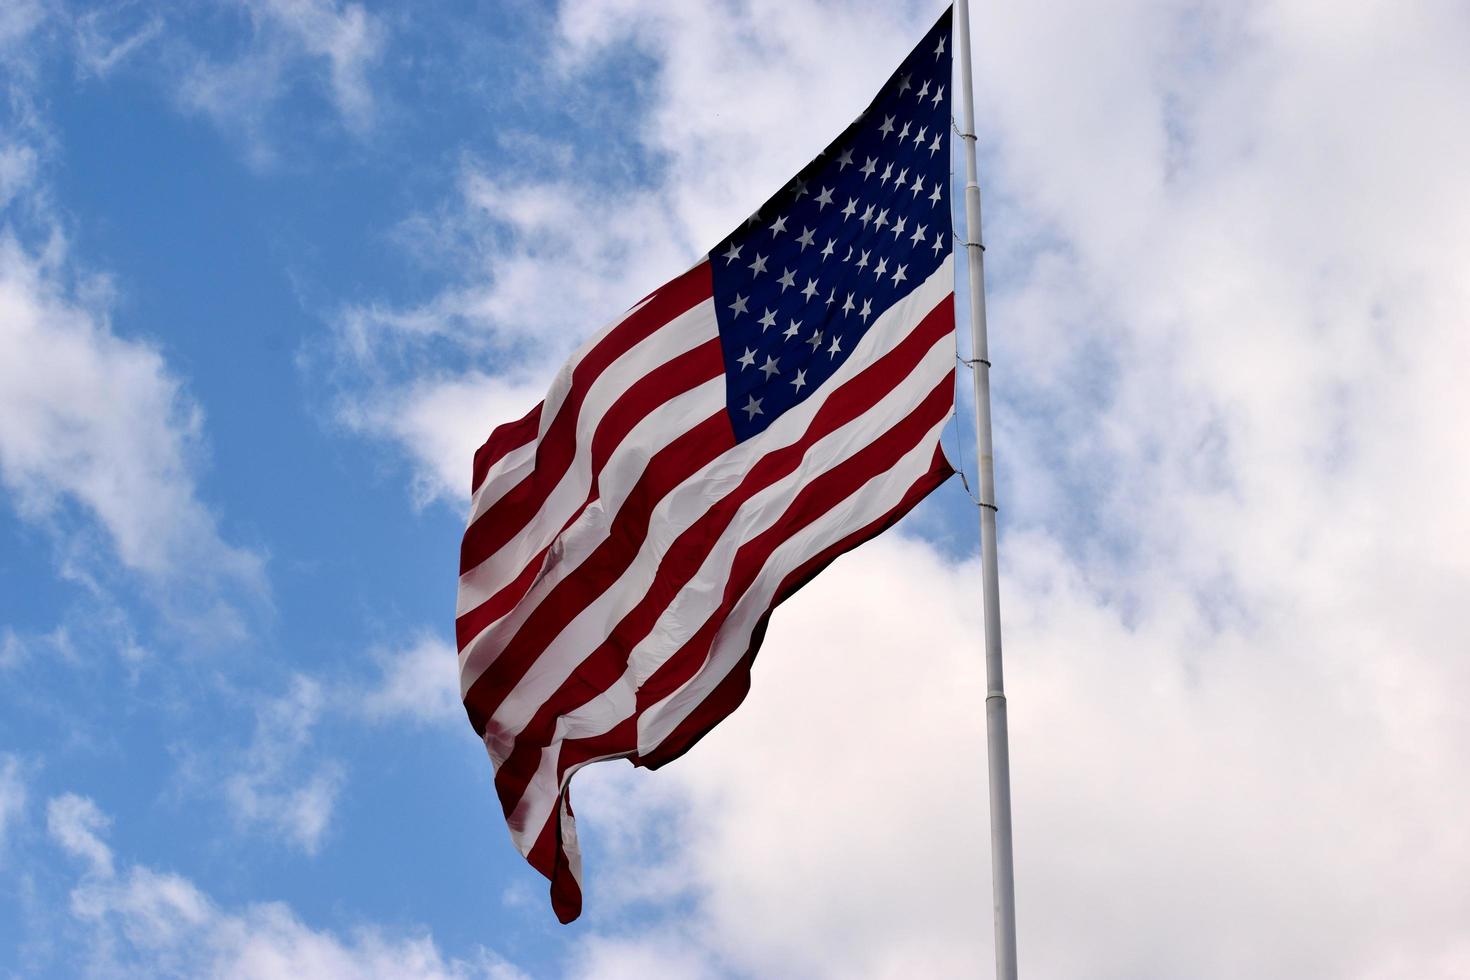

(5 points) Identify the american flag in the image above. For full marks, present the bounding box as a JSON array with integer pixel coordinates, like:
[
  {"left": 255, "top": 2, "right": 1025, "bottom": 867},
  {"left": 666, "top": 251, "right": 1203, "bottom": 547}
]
[{"left": 457, "top": 9, "right": 955, "bottom": 923}]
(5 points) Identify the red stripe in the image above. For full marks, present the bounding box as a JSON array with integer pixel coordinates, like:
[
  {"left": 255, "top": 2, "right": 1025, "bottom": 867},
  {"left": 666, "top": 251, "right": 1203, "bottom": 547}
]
[
  {"left": 636, "top": 376, "right": 954, "bottom": 714},
  {"left": 515, "top": 385, "right": 950, "bottom": 814},
  {"left": 471, "top": 403, "right": 542, "bottom": 496},
  {"left": 463, "top": 412, "right": 737, "bottom": 736},
  {"left": 456, "top": 339, "right": 724, "bottom": 649},
  {"left": 456, "top": 556, "right": 542, "bottom": 651},
  {"left": 522, "top": 773, "right": 592, "bottom": 924},
  {"left": 640, "top": 442, "right": 953, "bottom": 769},
  {"left": 521, "top": 441, "right": 952, "bottom": 925},
  {"left": 490, "top": 312, "right": 954, "bottom": 812},
  {"left": 469, "top": 295, "right": 953, "bottom": 746},
  {"left": 459, "top": 262, "right": 710, "bottom": 575},
  {"left": 458, "top": 336, "right": 723, "bottom": 578}
]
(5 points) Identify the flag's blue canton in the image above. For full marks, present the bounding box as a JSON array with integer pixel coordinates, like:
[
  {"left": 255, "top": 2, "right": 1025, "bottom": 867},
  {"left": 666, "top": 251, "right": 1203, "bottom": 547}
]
[{"left": 709, "top": 10, "right": 952, "bottom": 442}]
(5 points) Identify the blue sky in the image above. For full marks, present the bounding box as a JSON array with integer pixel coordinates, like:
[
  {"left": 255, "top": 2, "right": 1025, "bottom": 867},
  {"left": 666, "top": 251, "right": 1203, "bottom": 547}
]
[{"left": 3, "top": 1, "right": 1470, "bottom": 977}]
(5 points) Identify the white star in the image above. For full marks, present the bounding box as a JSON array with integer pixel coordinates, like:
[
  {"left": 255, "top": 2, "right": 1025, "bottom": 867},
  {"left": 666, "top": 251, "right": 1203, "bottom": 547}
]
[
  {"left": 878, "top": 115, "right": 895, "bottom": 138},
  {"left": 898, "top": 121, "right": 911, "bottom": 142},
  {"left": 913, "top": 125, "right": 927, "bottom": 147},
  {"left": 928, "top": 133, "right": 943, "bottom": 156},
  {"left": 898, "top": 73, "right": 912, "bottom": 94},
  {"left": 743, "top": 395, "right": 763, "bottom": 420},
  {"left": 837, "top": 148, "right": 854, "bottom": 170},
  {"left": 931, "top": 231, "right": 945, "bottom": 255},
  {"left": 873, "top": 256, "right": 888, "bottom": 278},
  {"left": 860, "top": 156, "right": 878, "bottom": 179},
  {"left": 769, "top": 215, "right": 788, "bottom": 236},
  {"left": 791, "top": 368, "right": 808, "bottom": 392},
  {"left": 806, "top": 328, "right": 823, "bottom": 351},
  {"left": 910, "top": 222, "right": 928, "bottom": 246},
  {"left": 890, "top": 263, "right": 908, "bottom": 286},
  {"left": 820, "top": 238, "right": 836, "bottom": 259},
  {"left": 932, "top": 84, "right": 945, "bottom": 107},
  {"left": 721, "top": 242, "right": 743, "bottom": 264},
  {"left": 860, "top": 297, "right": 873, "bottom": 322},
  {"left": 796, "top": 226, "right": 816, "bottom": 250},
  {"left": 729, "top": 293, "right": 749, "bottom": 317},
  {"left": 856, "top": 249, "right": 870, "bottom": 270},
  {"left": 784, "top": 319, "right": 802, "bottom": 340},
  {"left": 934, "top": 37, "right": 946, "bottom": 59},
  {"left": 760, "top": 355, "right": 780, "bottom": 380},
  {"left": 737, "top": 347, "right": 756, "bottom": 369},
  {"left": 758, "top": 308, "right": 778, "bottom": 331},
  {"left": 860, "top": 204, "right": 875, "bottom": 227},
  {"left": 801, "top": 277, "right": 820, "bottom": 301},
  {"left": 891, "top": 215, "right": 907, "bottom": 238},
  {"left": 917, "top": 79, "right": 931, "bottom": 101},
  {"left": 789, "top": 177, "right": 809, "bottom": 199},
  {"left": 749, "top": 253, "right": 768, "bottom": 276},
  {"left": 911, "top": 175, "right": 926, "bottom": 198},
  {"left": 841, "top": 197, "right": 858, "bottom": 219},
  {"left": 815, "top": 186, "right": 834, "bottom": 209},
  {"left": 745, "top": 210, "right": 763, "bottom": 228},
  {"left": 777, "top": 267, "right": 797, "bottom": 291},
  {"left": 843, "top": 246, "right": 854, "bottom": 262},
  {"left": 842, "top": 293, "right": 856, "bottom": 316},
  {"left": 874, "top": 207, "right": 889, "bottom": 230},
  {"left": 880, "top": 162, "right": 893, "bottom": 185},
  {"left": 895, "top": 167, "right": 908, "bottom": 189},
  {"left": 827, "top": 335, "right": 842, "bottom": 357},
  {"left": 929, "top": 183, "right": 942, "bottom": 205},
  {"left": 825, "top": 289, "right": 836, "bottom": 306}
]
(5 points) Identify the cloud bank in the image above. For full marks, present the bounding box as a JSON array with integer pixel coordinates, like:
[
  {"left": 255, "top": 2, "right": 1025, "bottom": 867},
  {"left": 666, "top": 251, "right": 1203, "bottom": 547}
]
[{"left": 334, "top": 0, "right": 1470, "bottom": 975}]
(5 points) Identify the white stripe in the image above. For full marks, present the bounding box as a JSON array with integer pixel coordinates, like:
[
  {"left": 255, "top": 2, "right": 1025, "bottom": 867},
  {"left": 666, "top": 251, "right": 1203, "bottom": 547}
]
[
  {"left": 458, "top": 257, "right": 952, "bottom": 698},
  {"left": 488, "top": 333, "right": 954, "bottom": 751},
  {"left": 637, "top": 413, "right": 951, "bottom": 753},
  {"left": 500, "top": 736, "right": 622, "bottom": 858},
  {"left": 456, "top": 376, "right": 724, "bottom": 627},
  {"left": 467, "top": 439, "right": 536, "bottom": 525},
  {"left": 456, "top": 299, "right": 722, "bottom": 616},
  {"left": 534, "top": 291, "right": 658, "bottom": 445},
  {"left": 503, "top": 413, "right": 949, "bottom": 857},
  {"left": 467, "top": 295, "right": 713, "bottom": 531}
]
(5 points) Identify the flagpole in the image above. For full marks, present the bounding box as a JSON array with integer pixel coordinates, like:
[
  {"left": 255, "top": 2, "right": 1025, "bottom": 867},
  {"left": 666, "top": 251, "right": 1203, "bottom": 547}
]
[{"left": 951, "top": 1, "right": 1019, "bottom": 977}]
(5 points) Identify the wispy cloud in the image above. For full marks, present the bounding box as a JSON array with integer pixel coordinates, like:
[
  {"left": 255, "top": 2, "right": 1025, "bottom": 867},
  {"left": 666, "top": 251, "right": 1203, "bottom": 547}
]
[
  {"left": 176, "top": 0, "right": 387, "bottom": 169},
  {"left": 219, "top": 676, "right": 345, "bottom": 855},
  {"left": 47, "top": 793, "right": 527, "bottom": 979},
  {"left": 357, "top": 632, "right": 463, "bottom": 728},
  {"left": 0, "top": 754, "right": 25, "bottom": 858},
  {"left": 71, "top": 4, "right": 164, "bottom": 80},
  {"left": 46, "top": 792, "right": 114, "bottom": 878},
  {"left": 0, "top": 234, "right": 268, "bottom": 636}
]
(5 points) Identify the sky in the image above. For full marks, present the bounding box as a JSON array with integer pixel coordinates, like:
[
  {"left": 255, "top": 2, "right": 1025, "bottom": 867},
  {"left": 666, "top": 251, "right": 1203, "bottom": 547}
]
[{"left": 1, "top": 0, "right": 1468, "bottom": 977}]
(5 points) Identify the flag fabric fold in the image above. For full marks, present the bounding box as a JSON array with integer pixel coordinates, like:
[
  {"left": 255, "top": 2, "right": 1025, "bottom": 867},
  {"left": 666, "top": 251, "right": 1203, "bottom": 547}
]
[{"left": 457, "top": 7, "right": 955, "bottom": 923}]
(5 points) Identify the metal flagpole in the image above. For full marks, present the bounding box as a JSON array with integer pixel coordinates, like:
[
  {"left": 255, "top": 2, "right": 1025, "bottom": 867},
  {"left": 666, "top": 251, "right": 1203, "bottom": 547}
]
[{"left": 952, "top": 1, "right": 1019, "bottom": 977}]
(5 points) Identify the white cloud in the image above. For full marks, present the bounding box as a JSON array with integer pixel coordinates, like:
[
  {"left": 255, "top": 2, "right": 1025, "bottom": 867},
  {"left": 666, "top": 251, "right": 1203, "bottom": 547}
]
[
  {"left": 49, "top": 794, "right": 524, "bottom": 979},
  {"left": 222, "top": 676, "right": 345, "bottom": 855},
  {"left": 332, "top": 0, "right": 1470, "bottom": 975},
  {"left": 358, "top": 632, "right": 463, "bottom": 727},
  {"left": 0, "top": 754, "right": 25, "bottom": 856},
  {"left": 0, "top": 0, "right": 45, "bottom": 52},
  {"left": 250, "top": 0, "right": 382, "bottom": 128},
  {"left": 0, "top": 142, "right": 37, "bottom": 210},
  {"left": 0, "top": 233, "right": 267, "bottom": 631},
  {"left": 47, "top": 792, "right": 114, "bottom": 878},
  {"left": 72, "top": 5, "right": 165, "bottom": 80},
  {"left": 177, "top": 0, "right": 386, "bottom": 168}
]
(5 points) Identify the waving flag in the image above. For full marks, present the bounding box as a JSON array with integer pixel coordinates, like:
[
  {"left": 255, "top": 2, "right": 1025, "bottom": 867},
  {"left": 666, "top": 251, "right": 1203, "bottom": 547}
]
[{"left": 457, "top": 9, "right": 955, "bottom": 922}]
